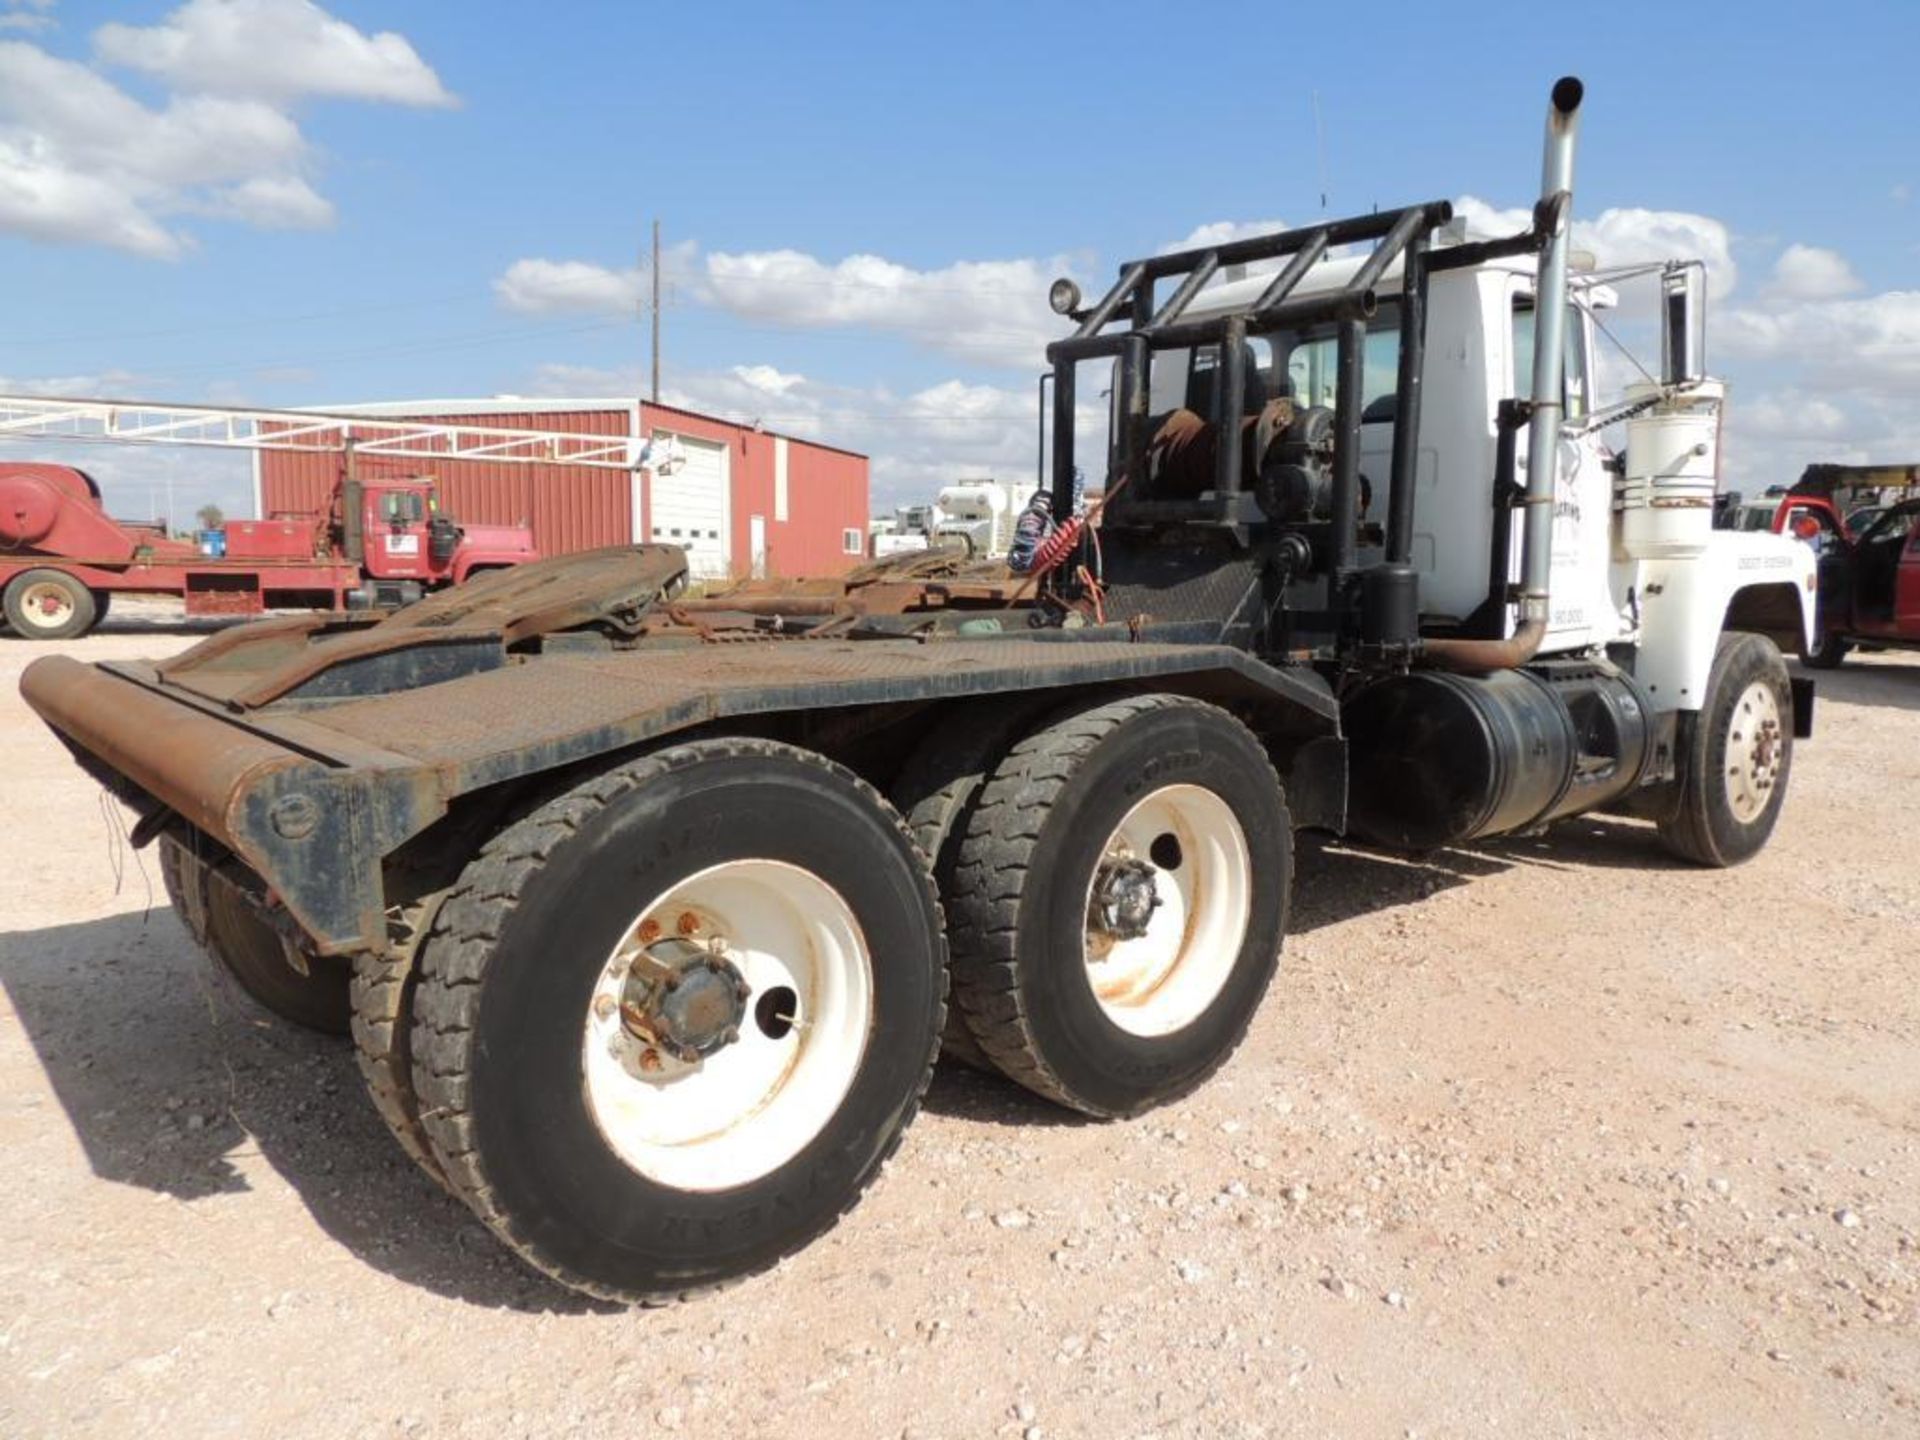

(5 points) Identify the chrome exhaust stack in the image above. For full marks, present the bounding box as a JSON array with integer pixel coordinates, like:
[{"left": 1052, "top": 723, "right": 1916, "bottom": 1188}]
[{"left": 1425, "top": 75, "right": 1583, "bottom": 673}]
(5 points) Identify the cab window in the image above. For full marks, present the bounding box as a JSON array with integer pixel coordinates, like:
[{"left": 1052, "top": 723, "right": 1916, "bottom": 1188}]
[
  {"left": 1511, "top": 298, "right": 1590, "bottom": 421},
  {"left": 379, "top": 491, "right": 425, "bottom": 524},
  {"left": 1284, "top": 323, "right": 1400, "bottom": 414}
]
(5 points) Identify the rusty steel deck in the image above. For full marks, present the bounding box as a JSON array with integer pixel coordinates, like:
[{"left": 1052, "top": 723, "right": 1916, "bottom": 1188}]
[{"left": 21, "top": 546, "right": 1338, "bottom": 957}]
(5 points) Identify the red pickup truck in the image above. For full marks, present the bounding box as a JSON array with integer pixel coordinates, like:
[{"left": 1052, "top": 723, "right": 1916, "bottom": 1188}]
[{"left": 1772, "top": 464, "right": 1920, "bottom": 668}]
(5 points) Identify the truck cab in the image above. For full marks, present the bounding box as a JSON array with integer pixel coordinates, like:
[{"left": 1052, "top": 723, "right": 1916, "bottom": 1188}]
[
  {"left": 1121, "top": 247, "right": 1813, "bottom": 715},
  {"left": 353, "top": 477, "right": 537, "bottom": 590}
]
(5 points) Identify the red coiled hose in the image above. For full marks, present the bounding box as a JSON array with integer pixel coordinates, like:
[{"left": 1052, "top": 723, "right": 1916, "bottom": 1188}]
[{"left": 1029, "top": 514, "right": 1085, "bottom": 576}]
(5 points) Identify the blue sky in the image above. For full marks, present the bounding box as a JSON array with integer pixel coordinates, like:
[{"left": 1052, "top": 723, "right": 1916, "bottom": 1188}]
[{"left": 2, "top": 0, "right": 1915, "bottom": 519}]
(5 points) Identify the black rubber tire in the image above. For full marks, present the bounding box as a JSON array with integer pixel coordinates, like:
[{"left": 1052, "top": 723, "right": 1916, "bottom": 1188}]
[
  {"left": 946, "top": 694, "right": 1291, "bottom": 1119},
  {"left": 349, "top": 897, "right": 447, "bottom": 1187},
  {"left": 159, "top": 836, "right": 352, "bottom": 1034},
  {"left": 408, "top": 738, "right": 946, "bottom": 1304},
  {"left": 1659, "top": 631, "right": 1795, "bottom": 867},
  {"left": 3, "top": 568, "right": 97, "bottom": 641},
  {"left": 890, "top": 696, "right": 1056, "bottom": 1072},
  {"left": 1802, "top": 627, "right": 1850, "bottom": 670}
]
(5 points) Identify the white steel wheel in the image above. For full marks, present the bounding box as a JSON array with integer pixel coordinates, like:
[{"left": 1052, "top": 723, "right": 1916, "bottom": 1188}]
[
  {"left": 17, "top": 580, "right": 73, "bottom": 632},
  {"left": 4, "top": 569, "right": 96, "bottom": 640},
  {"left": 1081, "top": 784, "right": 1253, "bottom": 1037},
  {"left": 581, "top": 859, "right": 874, "bottom": 1192},
  {"left": 409, "top": 738, "right": 944, "bottom": 1303},
  {"left": 1722, "top": 679, "right": 1784, "bottom": 825},
  {"left": 1659, "top": 631, "right": 1795, "bottom": 867},
  {"left": 946, "top": 693, "right": 1291, "bottom": 1118}
]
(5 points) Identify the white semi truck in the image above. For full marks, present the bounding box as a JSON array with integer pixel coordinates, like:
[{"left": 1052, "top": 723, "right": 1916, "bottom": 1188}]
[{"left": 25, "top": 76, "right": 1814, "bottom": 1304}]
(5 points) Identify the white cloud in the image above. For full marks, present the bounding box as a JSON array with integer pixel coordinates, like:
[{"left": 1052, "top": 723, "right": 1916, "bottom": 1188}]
[
  {"left": 195, "top": 171, "right": 332, "bottom": 228},
  {"left": 1893, "top": 182, "right": 1911, "bottom": 205},
  {"left": 0, "top": 6, "right": 448, "bottom": 258},
  {"left": 94, "top": 0, "right": 453, "bottom": 107},
  {"left": 1454, "top": 195, "right": 1739, "bottom": 297},
  {"left": 702, "top": 249, "right": 1070, "bottom": 369},
  {"left": 0, "top": 40, "right": 319, "bottom": 256},
  {"left": 1735, "top": 392, "right": 1851, "bottom": 441},
  {"left": 495, "top": 258, "right": 647, "bottom": 315},
  {"left": 497, "top": 244, "right": 1074, "bottom": 370},
  {"left": 0, "top": 0, "right": 52, "bottom": 30},
  {"left": 1761, "top": 243, "right": 1862, "bottom": 303},
  {"left": 1718, "top": 289, "right": 1920, "bottom": 396}
]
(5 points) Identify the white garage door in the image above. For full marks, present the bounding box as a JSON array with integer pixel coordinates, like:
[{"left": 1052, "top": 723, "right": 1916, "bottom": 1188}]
[{"left": 649, "top": 432, "right": 731, "bottom": 581}]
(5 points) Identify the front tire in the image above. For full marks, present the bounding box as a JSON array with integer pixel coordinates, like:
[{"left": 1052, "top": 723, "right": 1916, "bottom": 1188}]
[
  {"left": 3, "top": 568, "right": 97, "bottom": 641},
  {"left": 1659, "top": 631, "right": 1795, "bottom": 866},
  {"left": 409, "top": 739, "right": 945, "bottom": 1303},
  {"left": 947, "top": 695, "right": 1291, "bottom": 1118}
]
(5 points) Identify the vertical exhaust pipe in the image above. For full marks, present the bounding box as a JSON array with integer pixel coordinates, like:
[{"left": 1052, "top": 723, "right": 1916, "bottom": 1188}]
[{"left": 1426, "top": 76, "right": 1583, "bottom": 673}]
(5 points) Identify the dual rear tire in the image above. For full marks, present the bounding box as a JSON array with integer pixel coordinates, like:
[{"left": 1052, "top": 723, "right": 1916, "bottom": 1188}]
[
  {"left": 168, "top": 697, "right": 1289, "bottom": 1304},
  {"left": 395, "top": 698, "right": 1288, "bottom": 1301},
  {"left": 939, "top": 696, "right": 1291, "bottom": 1118}
]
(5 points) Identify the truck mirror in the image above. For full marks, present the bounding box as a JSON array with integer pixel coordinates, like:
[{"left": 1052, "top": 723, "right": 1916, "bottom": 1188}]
[{"left": 1660, "top": 262, "right": 1706, "bottom": 385}]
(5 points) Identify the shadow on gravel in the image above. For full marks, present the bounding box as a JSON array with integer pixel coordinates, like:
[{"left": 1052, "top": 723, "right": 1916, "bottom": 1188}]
[
  {"left": 920, "top": 1057, "right": 1091, "bottom": 1127},
  {"left": 926, "top": 815, "right": 1693, "bottom": 1114},
  {"left": 0, "top": 907, "right": 612, "bottom": 1314},
  {"left": 1293, "top": 811, "right": 1688, "bottom": 922},
  {"left": 1796, "top": 655, "right": 1920, "bottom": 714},
  {"left": 92, "top": 615, "right": 235, "bottom": 639}
]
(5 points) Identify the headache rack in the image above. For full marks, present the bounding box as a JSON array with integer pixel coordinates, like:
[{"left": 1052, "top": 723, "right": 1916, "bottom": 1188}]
[{"left": 1043, "top": 194, "right": 1567, "bottom": 595}]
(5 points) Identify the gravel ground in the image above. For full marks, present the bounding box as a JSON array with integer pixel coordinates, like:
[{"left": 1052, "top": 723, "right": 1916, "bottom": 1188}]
[{"left": 2, "top": 599, "right": 1916, "bottom": 1438}]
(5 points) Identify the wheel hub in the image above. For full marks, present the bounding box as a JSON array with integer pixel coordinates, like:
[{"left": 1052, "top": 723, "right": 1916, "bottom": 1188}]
[
  {"left": 23, "top": 583, "right": 71, "bottom": 626},
  {"left": 618, "top": 935, "right": 750, "bottom": 1063},
  {"left": 1090, "top": 856, "right": 1161, "bottom": 942},
  {"left": 1724, "top": 680, "right": 1785, "bottom": 825}
]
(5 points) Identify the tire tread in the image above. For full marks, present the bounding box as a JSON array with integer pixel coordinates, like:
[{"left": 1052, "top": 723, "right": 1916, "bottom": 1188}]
[
  {"left": 946, "top": 694, "right": 1289, "bottom": 1117},
  {"left": 410, "top": 736, "right": 946, "bottom": 1304}
]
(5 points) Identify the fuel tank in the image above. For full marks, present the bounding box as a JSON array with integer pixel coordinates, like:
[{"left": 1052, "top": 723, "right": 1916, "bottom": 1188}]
[{"left": 1344, "top": 660, "right": 1654, "bottom": 850}]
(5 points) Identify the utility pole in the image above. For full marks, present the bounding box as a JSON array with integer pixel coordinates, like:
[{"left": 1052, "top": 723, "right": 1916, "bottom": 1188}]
[{"left": 650, "top": 218, "right": 662, "bottom": 403}]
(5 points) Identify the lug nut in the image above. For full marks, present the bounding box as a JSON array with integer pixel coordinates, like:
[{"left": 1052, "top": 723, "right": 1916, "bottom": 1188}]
[
  {"left": 638, "top": 1048, "right": 662, "bottom": 1073},
  {"left": 677, "top": 912, "right": 701, "bottom": 936},
  {"left": 637, "top": 918, "right": 662, "bottom": 944},
  {"left": 592, "top": 994, "right": 615, "bottom": 1020}
]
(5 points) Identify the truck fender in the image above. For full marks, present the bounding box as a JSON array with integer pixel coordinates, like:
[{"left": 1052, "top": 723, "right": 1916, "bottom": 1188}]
[
  {"left": 451, "top": 551, "right": 526, "bottom": 585},
  {"left": 1632, "top": 532, "right": 1814, "bottom": 712}
]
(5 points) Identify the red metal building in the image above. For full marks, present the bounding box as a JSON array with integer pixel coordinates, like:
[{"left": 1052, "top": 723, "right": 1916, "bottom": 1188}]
[{"left": 254, "top": 397, "right": 869, "bottom": 581}]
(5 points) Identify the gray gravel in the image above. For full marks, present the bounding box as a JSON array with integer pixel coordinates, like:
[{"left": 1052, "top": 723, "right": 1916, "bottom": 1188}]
[{"left": 2, "top": 602, "right": 1916, "bottom": 1437}]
